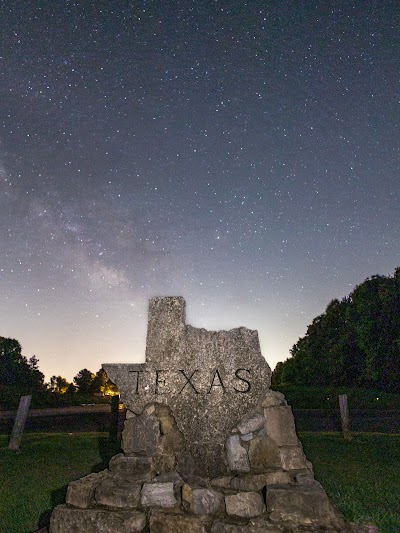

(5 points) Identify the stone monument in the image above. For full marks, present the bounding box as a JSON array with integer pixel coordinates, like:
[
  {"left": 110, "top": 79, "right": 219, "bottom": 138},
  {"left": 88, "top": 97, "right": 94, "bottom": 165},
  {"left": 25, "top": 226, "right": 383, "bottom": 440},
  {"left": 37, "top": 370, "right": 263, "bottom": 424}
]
[{"left": 50, "top": 297, "right": 350, "bottom": 532}]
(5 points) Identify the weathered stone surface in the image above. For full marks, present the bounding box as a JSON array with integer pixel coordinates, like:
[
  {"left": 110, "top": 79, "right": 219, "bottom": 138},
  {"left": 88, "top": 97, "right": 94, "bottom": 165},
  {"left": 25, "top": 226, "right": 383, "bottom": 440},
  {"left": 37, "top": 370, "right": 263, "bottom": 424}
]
[
  {"left": 264, "top": 406, "right": 299, "bottom": 447},
  {"left": 225, "top": 492, "right": 266, "bottom": 518},
  {"left": 279, "top": 446, "right": 308, "bottom": 471},
  {"left": 236, "top": 410, "right": 264, "bottom": 435},
  {"left": 248, "top": 436, "right": 282, "bottom": 471},
  {"left": 95, "top": 477, "right": 141, "bottom": 509},
  {"left": 103, "top": 297, "right": 271, "bottom": 477},
  {"left": 226, "top": 434, "right": 250, "bottom": 472},
  {"left": 141, "top": 482, "right": 177, "bottom": 508},
  {"left": 122, "top": 402, "right": 185, "bottom": 460},
  {"left": 49, "top": 505, "right": 146, "bottom": 532},
  {"left": 149, "top": 511, "right": 209, "bottom": 533},
  {"left": 261, "top": 390, "right": 287, "bottom": 408},
  {"left": 66, "top": 471, "right": 106, "bottom": 509},
  {"left": 108, "top": 454, "right": 154, "bottom": 482},
  {"left": 230, "top": 471, "right": 290, "bottom": 491},
  {"left": 122, "top": 410, "right": 161, "bottom": 455},
  {"left": 211, "top": 476, "right": 234, "bottom": 490},
  {"left": 154, "top": 471, "right": 183, "bottom": 484},
  {"left": 191, "top": 488, "right": 224, "bottom": 515},
  {"left": 266, "top": 483, "right": 347, "bottom": 529},
  {"left": 211, "top": 520, "right": 283, "bottom": 532}
]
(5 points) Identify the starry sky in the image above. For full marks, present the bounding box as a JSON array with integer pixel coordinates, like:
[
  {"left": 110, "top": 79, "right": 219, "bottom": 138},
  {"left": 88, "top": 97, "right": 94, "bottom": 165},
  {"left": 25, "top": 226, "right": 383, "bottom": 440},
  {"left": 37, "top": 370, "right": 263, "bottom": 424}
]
[{"left": 1, "top": 1, "right": 399, "bottom": 382}]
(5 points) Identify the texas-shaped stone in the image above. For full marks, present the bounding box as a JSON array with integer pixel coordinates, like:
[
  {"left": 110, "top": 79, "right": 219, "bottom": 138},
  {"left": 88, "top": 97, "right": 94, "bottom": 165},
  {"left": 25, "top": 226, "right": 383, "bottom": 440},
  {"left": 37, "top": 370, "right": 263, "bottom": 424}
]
[{"left": 103, "top": 297, "right": 271, "bottom": 476}]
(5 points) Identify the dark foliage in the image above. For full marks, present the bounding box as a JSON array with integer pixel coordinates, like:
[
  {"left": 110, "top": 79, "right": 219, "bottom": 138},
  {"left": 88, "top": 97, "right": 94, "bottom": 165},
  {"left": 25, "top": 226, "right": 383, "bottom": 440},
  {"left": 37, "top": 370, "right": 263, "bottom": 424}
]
[
  {"left": 272, "top": 268, "right": 400, "bottom": 391},
  {"left": 0, "top": 337, "right": 45, "bottom": 392}
]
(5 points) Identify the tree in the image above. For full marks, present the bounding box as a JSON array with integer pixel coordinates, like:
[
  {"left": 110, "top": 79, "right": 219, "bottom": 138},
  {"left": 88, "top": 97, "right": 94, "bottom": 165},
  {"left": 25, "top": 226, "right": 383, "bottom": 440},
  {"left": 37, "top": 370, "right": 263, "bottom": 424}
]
[
  {"left": 50, "top": 375, "right": 70, "bottom": 394},
  {"left": 0, "top": 337, "right": 44, "bottom": 391},
  {"left": 73, "top": 369, "right": 95, "bottom": 394},
  {"left": 275, "top": 268, "right": 400, "bottom": 391}
]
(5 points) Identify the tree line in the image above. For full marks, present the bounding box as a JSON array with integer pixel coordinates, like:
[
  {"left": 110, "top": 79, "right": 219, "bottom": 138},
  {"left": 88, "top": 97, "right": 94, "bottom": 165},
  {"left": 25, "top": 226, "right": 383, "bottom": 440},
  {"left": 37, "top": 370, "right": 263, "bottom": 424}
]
[
  {"left": 0, "top": 336, "right": 117, "bottom": 408},
  {"left": 272, "top": 267, "right": 400, "bottom": 392}
]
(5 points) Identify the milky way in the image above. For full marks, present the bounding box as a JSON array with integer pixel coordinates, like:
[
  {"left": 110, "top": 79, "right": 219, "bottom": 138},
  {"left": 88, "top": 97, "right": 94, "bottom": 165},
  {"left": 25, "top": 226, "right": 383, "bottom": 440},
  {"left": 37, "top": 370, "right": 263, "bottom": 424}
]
[{"left": 1, "top": 1, "right": 399, "bottom": 380}]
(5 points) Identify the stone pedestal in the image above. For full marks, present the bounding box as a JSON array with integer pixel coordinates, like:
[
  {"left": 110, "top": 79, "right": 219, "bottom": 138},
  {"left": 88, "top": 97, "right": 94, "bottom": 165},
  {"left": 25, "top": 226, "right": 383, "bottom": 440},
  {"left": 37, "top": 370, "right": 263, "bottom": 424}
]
[{"left": 49, "top": 297, "right": 350, "bottom": 532}]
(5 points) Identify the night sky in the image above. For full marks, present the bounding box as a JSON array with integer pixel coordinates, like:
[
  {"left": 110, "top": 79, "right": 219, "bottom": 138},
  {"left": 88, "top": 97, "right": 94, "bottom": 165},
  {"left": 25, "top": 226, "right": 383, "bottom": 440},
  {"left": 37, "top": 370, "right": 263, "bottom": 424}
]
[{"left": 1, "top": 1, "right": 399, "bottom": 381}]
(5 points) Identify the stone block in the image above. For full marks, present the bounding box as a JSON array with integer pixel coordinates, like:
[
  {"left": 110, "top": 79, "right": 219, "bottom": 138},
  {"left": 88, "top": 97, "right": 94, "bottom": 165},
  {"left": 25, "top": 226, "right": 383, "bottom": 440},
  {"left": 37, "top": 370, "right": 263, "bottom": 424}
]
[
  {"left": 226, "top": 434, "right": 250, "bottom": 472},
  {"left": 141, "top": 482, "right": 177, "bottom": 508},
  {"left": 264, "top": 406, "right": 299, "bottom": 446},
  {"left": 211, "top": 520, "right": 283, "bottom": 532},
  {"left": 49, "top": 505, "right": 146, "bottom": 532},
  {"left": 210, "top": 476, "right": 233, "bottom": 490},
  {"left": 153, "top": 453, "right": 177, "bottom": 474},
  {"left": 229, "top": 471, "right": 290, "bottom": 491},
  {"left": 66, "top": 472, "right": 106, "bottom": 509},
  {"left": 225, "top": 492, "right": 266, "bottom": 518},
  {"left": 248, "top": 436, "right": 281, "bottom": 471},
  {"left": 279, "top": 446, "right": 308, "bottom": 471},
  {"left": 182, "top": 483, "right": 193, "bottom": 504},
  {"left": 108, "top": 454, "right": 154, "bottom": 482},
  {"left": 266, "top": 484, "right": 346, "bottom": 529},
  {"left": 149, "top": 511, "right": 209, "bottom": 533},
  {"left": 191, "top": 488, "right": 224, "bottom": 515},
  {"left": 154, "top": 471, "right": 183, "bottom": 485},
  {"left": 261, "top": 390, "right": 287, "bottom": 408},
  {"left": 236, "top": 411, "right": 264, "bottom": 435},
  {"left": 240, "top": 432, "right": 254, "bottom": 441},
  {"left": 122, "top": 409, "right": 161, "bottom": 456},
  {"left": 95, "top": 477, "right": 141, "bottom": 509}
]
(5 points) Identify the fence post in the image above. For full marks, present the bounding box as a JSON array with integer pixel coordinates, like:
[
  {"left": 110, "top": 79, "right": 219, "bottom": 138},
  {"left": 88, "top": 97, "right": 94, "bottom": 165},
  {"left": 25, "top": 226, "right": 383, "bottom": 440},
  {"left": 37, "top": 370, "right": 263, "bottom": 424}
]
[
  {"left": 110, "top": 394, "right": 120, "bottom": 442},
  {"left": 339, "top": 394, "right": 352, "bottom": 441},
  {"left": 8, "top": 395, "right": 32, "bottom": 451}
]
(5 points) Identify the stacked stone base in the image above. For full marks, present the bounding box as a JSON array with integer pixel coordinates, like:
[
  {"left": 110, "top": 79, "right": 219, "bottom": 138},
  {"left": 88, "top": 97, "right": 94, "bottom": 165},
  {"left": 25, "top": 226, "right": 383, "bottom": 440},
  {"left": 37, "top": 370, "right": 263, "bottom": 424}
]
[{"left": 50, "top": 391, "right": 349, "bottom": 532}]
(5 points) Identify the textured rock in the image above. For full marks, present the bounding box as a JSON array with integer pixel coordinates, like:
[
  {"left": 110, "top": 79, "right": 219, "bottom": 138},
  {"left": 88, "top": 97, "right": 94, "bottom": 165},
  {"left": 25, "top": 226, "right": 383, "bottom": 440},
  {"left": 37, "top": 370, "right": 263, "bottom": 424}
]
[
  {"left": 211, "top": 521, "right": 283, "bottom": 532},
  {"left": 108, "top": 454, "right": 154, "bottom": 482},
  {"left": 248, "top": 436, "right": 281, "bottom": 471},
  {"left": 225, "top": 492, "right": 266, "bottom": 518},
  {"left": 236, "top": 411, "right": 264, "bottom": 435},
  {"left": 211, "top": 476, "right": 234, "bottom": 490},
  {"left": 141, "top": 482, "right": 177, "bottom": 508},
  {"left": 66, "top": 472, "right": 106, "bottom": 509},
  {"left": 261, "top": 390, "right": 287, "bottom": 408},
  {"left": 49, "top": 505, "right": 146, "bottom": 532},
  {"left": 95, "top": 478, "right": 141, "bottom": 509},
  {"left": 154, "top": 471, "right": 183, "bottom": 485},
  {"left": 122, "top": 410, "right": 161, "bottom": 455},
  {"left": 279, "top": 446, "right": 308, "bottom": 471},
  {"left": 191, "top": 488, "right": 224, "bottom": 515},
  {"left": 226, "top": 434, "right": 250, "bottom": 472},
  {"left": 149, "top": 511, "right": 209, "bottom": 532},
  {"left": 266, "top": 483, "right": 347, "bottom": 529},
  {"left": 264, "top": 406, "right": 299, "bottom": 447},
  {"left": 103, "top": 297, "right": 271, "bottom": 477},
  {"left": 230, "top": 471, "right": 290, "bottom": 491}
]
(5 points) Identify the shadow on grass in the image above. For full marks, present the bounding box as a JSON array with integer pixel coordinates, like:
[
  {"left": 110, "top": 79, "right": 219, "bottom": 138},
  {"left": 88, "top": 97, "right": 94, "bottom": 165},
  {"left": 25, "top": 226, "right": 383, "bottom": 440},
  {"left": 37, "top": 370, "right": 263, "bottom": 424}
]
[{"left": 37, "top": 433, "right": 121, "bottom": 532}]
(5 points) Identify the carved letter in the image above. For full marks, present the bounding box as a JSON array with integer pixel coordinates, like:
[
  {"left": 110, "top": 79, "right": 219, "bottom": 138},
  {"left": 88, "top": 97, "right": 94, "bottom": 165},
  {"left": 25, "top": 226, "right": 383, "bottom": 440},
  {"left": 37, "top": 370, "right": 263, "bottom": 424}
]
[
  {"left": 178, "top": 370, "right": 199, "bottom": 394},
  {"left": 207, "top": 369, "right": 226, "bottom": 393},
  {"left": 233, "top": 368, "right": 251, "bottom": 393},
  {"left": 128, "top": 370, "right": 147, "bottom": 394},
  {"left": 155, "top": 369, "right": 166, "bottom": 394}
]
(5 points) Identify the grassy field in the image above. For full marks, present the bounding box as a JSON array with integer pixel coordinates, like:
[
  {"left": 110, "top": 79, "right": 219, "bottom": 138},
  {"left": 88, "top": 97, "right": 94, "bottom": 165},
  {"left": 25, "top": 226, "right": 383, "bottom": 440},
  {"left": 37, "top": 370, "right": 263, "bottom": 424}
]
[
  {"left": 0, "top": 433, "right": 120, "bottom": 533},
  {"left": 0, "top": 432, "right": 399, "bottom": 532},
  {"left": 301, "top": 433, "right": 400, "bottom": 533}
]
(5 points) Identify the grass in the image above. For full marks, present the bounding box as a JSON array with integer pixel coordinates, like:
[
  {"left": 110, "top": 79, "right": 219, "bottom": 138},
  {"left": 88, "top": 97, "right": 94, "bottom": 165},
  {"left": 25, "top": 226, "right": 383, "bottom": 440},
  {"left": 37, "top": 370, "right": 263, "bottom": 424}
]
[
  {"left": 0, "top": 432, "right": 120, "bottom": 533},
  {"left": 301, "top": 432, "right": 400, "bottom": 533},
  {"left": 0, "top": 432, "right": 399, "bottom": 532}
]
